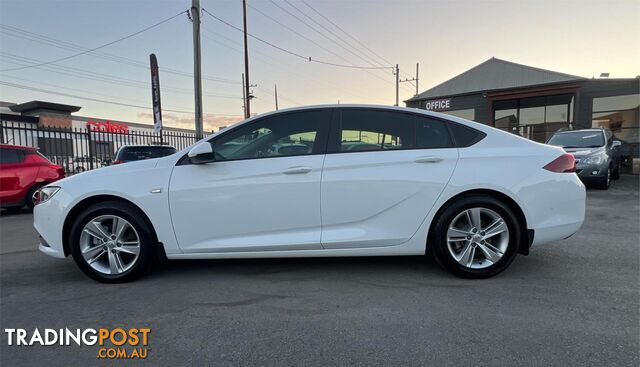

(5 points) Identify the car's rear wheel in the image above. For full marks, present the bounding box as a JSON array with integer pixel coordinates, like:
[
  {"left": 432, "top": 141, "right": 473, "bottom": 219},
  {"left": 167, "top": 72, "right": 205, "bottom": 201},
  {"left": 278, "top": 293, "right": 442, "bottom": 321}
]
[
  {"left": 69, "top": 201, "right": 156, "bottom": 283},
  {"left": 431, "top": 195, "right": 520, "bottom": 278}
]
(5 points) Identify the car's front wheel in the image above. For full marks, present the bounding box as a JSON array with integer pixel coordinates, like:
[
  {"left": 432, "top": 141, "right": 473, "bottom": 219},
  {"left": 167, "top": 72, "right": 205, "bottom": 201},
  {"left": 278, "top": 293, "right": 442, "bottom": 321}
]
[
  {"left": 431, "top": 195, "right": 520, "bottom": 279},
  {"left": 69, "top": 201, "right": 156, "bottom": 283}
]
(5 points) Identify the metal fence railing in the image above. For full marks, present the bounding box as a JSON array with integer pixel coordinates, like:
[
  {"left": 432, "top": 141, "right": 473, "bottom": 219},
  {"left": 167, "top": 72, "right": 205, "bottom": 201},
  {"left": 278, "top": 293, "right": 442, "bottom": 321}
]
[{"left": 1, "top": 120, "right": 211, "bottom": 175}]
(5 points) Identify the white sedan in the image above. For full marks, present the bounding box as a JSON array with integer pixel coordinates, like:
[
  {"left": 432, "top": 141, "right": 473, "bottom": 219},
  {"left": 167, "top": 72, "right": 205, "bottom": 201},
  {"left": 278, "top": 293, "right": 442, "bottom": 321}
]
[{"left": 34, "top": 105, "right": 586, "bottom": 282}]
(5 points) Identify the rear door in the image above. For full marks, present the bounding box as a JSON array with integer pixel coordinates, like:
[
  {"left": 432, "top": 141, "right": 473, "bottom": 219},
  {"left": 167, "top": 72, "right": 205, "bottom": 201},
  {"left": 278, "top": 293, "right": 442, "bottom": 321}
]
[
  {"left": 0, "top": 148, "right": 30, "bottom": 205},
  {"left": 320, "top": 109, "right": 459, "bottom": 249}
]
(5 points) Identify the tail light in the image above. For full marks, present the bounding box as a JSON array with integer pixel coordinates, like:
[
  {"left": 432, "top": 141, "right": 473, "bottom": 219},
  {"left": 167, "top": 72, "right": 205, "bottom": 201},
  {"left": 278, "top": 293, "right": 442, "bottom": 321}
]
[
  {"left": 112, "top": 160, "right": 123, "bottom": 165},
  {"left": 53, "top": 165, "right": 65, "bottom": 177},
  {"left": 543, "top": 153, "right": 576, "bottom": 173}
]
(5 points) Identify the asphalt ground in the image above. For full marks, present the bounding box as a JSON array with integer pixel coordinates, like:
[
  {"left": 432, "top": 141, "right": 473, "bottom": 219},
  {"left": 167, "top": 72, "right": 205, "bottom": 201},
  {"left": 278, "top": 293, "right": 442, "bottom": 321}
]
[{"left": 1, "top": 175, "right": 638, "bottom": 366}]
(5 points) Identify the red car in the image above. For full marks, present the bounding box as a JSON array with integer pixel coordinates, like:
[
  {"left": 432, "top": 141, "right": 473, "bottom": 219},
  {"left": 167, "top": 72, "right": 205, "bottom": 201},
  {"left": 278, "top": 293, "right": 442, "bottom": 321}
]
[{"left": 0, "top": 144, "right": 65, "bottom": 210}]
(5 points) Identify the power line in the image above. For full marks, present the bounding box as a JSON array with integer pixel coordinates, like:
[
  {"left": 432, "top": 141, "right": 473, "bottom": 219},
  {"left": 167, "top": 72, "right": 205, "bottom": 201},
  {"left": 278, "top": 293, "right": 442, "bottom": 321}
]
[
  {"left": 297, "top": 0, "right": 416, "bottom": 83},
  {"left": 200, "top": 26, "right": 380, "bottom": 102},
  {"left": 0, "top": 52, "right": 242, "bottom": 99},
  {"left": 201, "top": 8, "right": 391, "bottom": 71},
  {"left": 268, "top": 0, "right": 413, "bottom": 93},
  {"left": 0, "top": 11, "right": 188, "bottom": 72},
  {"left": 0, "top": 25, "right": 240, "bottom": 84},
  {"left": 0, "top": 80, "right": 240, "bottom": 116},
  {"left": 300, "top": 0, "right": 393, "bottom": 67}
]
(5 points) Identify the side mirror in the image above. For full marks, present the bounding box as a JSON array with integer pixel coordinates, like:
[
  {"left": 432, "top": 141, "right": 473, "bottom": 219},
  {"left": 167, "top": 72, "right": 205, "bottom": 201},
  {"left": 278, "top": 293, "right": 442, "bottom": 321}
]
[
  {"left": 612, "top": 140, "right": 622, "bottom": 148},
  {"left": 188, "top": 142, "right": 215, "bottom": 164}
]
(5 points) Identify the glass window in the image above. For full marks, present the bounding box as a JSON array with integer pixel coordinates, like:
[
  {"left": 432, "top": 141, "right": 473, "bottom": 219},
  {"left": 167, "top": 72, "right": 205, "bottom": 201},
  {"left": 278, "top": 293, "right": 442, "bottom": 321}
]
[
  {"left": 340, "top": 110, "right": 414, "bottom": 152},
  {"left": 493, "top": 94, "right": 574, "bottom": 142},
  {"left": 118, "top": 146, "right": 177, "bottom": 161},
  {"left": 0, "top": 148, "right": 23, "bottom": 164},
  {"left": 448, "top": 122, "right": 486, "bottom": 147},
  {"left": 213, "top": 110, "right": 330, "bottom": 160},
  {"left": 592, "top": 94, "right": 639, "bottom": 144},
  {"left": 442, "top": 108, "right": 475, "bottom": 121},
  {"left": 547, "top": 131, "right": 605, "bottom": 148},
  {"left": 415, "top": 117, "right": 453, "bottom": 149}
]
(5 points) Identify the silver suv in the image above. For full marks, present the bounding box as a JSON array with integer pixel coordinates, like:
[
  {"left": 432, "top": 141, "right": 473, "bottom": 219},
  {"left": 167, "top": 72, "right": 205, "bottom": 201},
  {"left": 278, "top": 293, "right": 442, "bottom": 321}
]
[{"left": 547, "top": 128, "right": 622, "bottom": 189}]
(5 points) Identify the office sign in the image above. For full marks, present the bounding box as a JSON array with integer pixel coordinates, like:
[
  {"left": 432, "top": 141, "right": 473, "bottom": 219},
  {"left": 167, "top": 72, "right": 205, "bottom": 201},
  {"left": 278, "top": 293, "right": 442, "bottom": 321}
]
[{"left": 424, "top": 99, "right": 451, "bottom": 111}]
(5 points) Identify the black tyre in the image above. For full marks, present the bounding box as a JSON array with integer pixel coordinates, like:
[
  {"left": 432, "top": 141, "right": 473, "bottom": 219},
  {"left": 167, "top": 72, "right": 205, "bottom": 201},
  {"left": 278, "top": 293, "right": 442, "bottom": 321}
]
[
  {"left": 611, "top": 163, "right": 620, "bottom": 180},
  {"left": 594, "top": 167, "right": 611, "bottom": 190},
  {"left": 69, "top": 201, "right": 156, "bottom": 283},
  {"left": 25, "top": 184, "right": 44, "bottom": 210},
  {"left": 431, "top": 195, "right": 521, "bottom": 279}
]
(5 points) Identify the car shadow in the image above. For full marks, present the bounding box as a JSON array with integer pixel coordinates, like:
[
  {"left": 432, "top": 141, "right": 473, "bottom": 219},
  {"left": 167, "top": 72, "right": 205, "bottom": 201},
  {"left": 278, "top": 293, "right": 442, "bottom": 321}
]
[{"left": 0, "top": 207, "right": 31, "bottom": 216}]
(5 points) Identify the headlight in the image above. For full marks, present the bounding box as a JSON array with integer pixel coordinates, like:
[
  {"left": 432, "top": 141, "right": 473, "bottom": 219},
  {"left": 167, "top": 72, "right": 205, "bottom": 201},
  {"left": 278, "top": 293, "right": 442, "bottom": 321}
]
[
  {"left": 36, "top": 186, "right": 60, "bottom": 205},
  {"left": 582, "top": 155, "right": 605, "bottom": 165}
]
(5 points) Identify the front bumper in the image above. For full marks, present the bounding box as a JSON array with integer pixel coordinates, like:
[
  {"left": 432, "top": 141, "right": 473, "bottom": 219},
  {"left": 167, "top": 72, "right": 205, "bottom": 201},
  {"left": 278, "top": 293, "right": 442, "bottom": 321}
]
[
  {"left": 575, "top": 160, "right": 608, "bottom": 180},
  {"left": 34, "top": 190, "right": 72, "bottom": 259}
]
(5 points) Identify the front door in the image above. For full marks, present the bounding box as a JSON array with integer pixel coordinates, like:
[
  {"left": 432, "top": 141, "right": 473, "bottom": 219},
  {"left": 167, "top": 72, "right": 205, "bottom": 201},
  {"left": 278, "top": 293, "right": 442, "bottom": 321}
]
[{"left": 169, "top": 109, "right": 332, "bottom": 253}]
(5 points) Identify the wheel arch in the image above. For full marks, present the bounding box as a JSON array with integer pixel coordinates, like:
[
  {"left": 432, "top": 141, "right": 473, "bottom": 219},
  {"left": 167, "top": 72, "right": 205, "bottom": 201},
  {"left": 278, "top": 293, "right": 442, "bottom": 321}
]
[
  {"left": 427, "top": 188, "right": 533, "bottom": 255},
  {"left": 61, "top": 194, "right": 159, "bottom": 257}
]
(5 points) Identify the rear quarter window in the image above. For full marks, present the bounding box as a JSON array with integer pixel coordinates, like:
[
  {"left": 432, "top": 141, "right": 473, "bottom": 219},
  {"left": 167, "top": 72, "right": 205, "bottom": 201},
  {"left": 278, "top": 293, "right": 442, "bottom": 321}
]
[{"left": 447, "top": 122, "right": 486, "bottom": 147}]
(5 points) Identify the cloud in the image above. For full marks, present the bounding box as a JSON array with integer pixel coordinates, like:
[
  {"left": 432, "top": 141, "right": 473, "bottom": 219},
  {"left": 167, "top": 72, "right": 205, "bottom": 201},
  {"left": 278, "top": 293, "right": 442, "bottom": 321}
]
[{"left": 136, "top": 112, "right": 243, "bottom": 132}]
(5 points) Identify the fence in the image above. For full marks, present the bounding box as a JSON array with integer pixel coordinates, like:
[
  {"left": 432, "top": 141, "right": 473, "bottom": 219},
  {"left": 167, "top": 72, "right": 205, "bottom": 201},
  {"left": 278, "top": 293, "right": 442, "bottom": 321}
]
[{"left": 1, "top": 120, "right": 210, "bottom": 175}]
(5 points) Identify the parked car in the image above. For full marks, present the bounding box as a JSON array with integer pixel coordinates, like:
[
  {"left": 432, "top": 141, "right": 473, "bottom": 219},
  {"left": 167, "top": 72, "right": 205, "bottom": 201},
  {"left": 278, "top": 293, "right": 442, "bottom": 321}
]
[
  {"left": 34, "top": 105, "right": 586, "bottom": 283},
  {"left": 0, "top": 144, "right": 65, "bottom": 210},
  {"left": 112, "top": 145, "right": 177, "bottom": 165},
  {"left": 547, "top": 128, "right": 622, "bottom": 189},
  {"left": 67, "top": 156, "right": 108, "bottom": 174}
]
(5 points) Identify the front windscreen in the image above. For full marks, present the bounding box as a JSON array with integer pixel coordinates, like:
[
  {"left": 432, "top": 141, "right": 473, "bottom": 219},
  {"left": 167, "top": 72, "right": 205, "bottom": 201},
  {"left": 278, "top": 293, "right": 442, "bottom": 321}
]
[{"left": 547, "top": 131, "right": 604, "bottom": 148}]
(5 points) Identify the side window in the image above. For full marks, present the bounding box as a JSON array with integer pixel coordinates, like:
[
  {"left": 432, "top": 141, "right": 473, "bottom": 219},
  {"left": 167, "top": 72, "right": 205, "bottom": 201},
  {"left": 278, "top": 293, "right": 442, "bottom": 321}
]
[
  {"left": 447, "top": 122, "right": 486, "bottom": 147},
  {"left": 415, "top": 117, "right": 454, "bottom": 149},
  {"left": 212, "top": 110, "right": 330, "bottom": 161},
  {"left": 0, "top": 148, "right": 23, "bottom": 164},
  {"left": 339, "top": 110, "right": 415, "bottom": 152}
]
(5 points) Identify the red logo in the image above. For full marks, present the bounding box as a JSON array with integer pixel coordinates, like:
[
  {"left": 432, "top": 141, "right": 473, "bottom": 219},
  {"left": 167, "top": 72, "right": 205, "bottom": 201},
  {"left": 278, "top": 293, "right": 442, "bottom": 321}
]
[{"left": 88, "top": 121, "right": 129, "bottom": 134}]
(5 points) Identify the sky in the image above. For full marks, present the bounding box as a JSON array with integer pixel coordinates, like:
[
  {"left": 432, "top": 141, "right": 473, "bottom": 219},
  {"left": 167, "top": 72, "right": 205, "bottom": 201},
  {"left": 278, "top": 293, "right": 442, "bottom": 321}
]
[{"left": 0, "top": 0, "right": 638, "bottom": 131}]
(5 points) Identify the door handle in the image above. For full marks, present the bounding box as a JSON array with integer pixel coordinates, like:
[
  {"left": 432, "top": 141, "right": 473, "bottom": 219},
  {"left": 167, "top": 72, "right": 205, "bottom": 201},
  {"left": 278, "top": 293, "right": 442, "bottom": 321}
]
[
  {"left": 414, "top": 156, "right": 443, "bottom": 163},
  {"left": 282, "top": 166, "right": 313, "bottom": 174}
]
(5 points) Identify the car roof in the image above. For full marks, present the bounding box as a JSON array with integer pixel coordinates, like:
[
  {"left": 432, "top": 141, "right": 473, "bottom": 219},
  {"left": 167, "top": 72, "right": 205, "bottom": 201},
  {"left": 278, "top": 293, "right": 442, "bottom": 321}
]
[
  {"left": 0, "top": 144, "right": 37, "bottom": 151},
  {"left": 210, "top": 104, "right": 491, "bottom": 137}
]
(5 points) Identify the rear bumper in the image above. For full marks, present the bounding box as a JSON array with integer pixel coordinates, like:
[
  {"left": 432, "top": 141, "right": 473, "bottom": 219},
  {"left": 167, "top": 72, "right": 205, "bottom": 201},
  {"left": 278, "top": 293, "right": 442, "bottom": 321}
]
[{"left": 513, "top": 171, "right": 586, "bottom": 247}]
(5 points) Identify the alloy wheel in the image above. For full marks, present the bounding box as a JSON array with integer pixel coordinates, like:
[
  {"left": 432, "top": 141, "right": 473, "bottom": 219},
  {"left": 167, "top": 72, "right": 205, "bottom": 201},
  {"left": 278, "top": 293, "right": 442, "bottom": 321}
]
[
  {"left": 446, "top": 207, "right": 510, "bottom": 269},
  {"left": 79, "top": 215, "right": 141, "bottom": 275}
]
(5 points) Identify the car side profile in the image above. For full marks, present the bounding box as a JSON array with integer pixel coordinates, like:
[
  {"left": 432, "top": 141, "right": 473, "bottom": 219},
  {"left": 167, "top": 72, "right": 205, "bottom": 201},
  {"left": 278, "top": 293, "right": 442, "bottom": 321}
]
[
  {"left": 1, "top": 144, "right": 65, "bottom": 210},
  {"left": 33, "top": 105, "right": 586, "bottom": 282},
  {"left": 547, "top": 128, "right": 622, "bottom": 189}
]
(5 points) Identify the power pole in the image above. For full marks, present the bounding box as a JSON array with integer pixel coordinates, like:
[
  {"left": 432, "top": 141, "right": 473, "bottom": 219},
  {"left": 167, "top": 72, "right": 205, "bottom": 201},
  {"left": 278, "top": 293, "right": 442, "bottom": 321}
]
[
  {"left": 399, "top": 63, "right": 420, "bottom": 98},
  {"left": 242, "top": 0, "right": 251, "bottom": 118},
  {"left": 415, "top": 63, "right": 419, "bottom": 95},
  {"left": 191, "top": 0, "right": 203, "bottom": 138},
  {"left": 394, "top": 64, "right": 399, "bottom": 106},
  {"left": 242, "top": 73, "right": 247, "bottom": 118},
  {"left": 274, "top": 84, "right": 279, "bottom": 111}
]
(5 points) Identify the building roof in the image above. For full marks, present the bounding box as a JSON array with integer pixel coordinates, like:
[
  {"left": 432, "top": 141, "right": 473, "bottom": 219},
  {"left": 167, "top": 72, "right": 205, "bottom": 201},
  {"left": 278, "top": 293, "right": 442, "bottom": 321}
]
[
  {"left": 406, "top": 58, "right": 587, "bottom": 102},
  {"left": 9, "top": 100, "right": 81, "bottom": 115}
]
